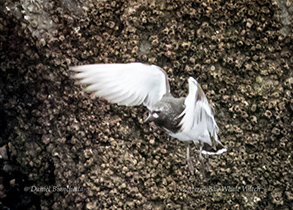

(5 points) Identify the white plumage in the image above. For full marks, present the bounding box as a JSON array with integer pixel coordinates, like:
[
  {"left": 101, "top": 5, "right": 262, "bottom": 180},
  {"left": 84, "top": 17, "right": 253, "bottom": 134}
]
[
  {"left": 70, "top": 62, "right": 226, "bottom": 173},
  {"left": 178, "top": 77, "right": 218, "bottom": 143},
  {"left": 70, "top": 63, "right": 169, "bottom": 109}
]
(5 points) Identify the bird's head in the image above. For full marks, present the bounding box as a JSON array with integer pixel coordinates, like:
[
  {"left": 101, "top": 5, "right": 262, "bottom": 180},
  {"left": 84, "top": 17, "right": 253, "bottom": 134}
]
[{"left": 144, "top": 109, "right": 162, "bottom": 123}]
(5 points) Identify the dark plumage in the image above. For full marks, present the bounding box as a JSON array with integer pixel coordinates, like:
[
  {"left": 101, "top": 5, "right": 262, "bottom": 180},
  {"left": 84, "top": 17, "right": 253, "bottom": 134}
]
[{"left": 70, "top": 62, "right": 227, "bottom": 173}]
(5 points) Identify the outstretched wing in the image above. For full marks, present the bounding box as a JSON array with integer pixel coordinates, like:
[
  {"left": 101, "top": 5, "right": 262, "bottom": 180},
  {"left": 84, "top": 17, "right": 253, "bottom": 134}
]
[
  {"left": 70, "top": 62, "right": 170, "bottom": 109},
  {"left": 178, "top": 77, "right": 219, "bottom": 144}
]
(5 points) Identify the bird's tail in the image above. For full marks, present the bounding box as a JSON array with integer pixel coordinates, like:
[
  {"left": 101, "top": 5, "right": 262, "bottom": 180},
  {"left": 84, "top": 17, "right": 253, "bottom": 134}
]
[{"left": 201, "top": 139, "right": 227, "bottom": 155}]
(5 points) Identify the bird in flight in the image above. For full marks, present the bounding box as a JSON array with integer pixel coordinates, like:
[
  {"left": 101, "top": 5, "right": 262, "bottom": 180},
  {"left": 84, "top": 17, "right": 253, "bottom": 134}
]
[{"left": 70, "top": 62, "right": 227, "bottom": 174}]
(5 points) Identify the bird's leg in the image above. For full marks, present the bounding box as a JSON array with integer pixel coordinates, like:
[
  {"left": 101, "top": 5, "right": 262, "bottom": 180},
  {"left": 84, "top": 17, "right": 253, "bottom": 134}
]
[
  {"left": 185, "top": 142, "right": 194, "bottom": 175},
  {"left": 199, "top": 142, "right": 204, "bottom": 161},
  {"left": 198, "top": 141, "right": 205, "bottom": 175}
]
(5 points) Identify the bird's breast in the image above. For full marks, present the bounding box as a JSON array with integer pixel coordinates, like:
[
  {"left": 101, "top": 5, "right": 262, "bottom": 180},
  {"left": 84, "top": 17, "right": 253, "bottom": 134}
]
[{"left": 152, "top": 96, "right": 185, "bottom": 134}]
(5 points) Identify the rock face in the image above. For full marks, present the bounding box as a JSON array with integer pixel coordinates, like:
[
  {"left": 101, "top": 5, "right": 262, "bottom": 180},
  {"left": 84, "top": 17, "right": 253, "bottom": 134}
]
[{"left": 0, "top": 0, "right": 292, "bottom": 209}]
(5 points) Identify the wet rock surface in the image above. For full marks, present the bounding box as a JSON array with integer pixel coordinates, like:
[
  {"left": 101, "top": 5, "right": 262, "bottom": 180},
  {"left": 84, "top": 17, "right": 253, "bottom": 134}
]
[{"left": 0, "top": 0, "right": 292, "bottom": 209}]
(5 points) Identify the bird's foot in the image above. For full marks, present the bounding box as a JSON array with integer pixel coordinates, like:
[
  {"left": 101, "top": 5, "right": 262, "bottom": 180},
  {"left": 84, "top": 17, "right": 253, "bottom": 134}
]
[
  {"left": 199, "top": 152, "right": 204, "bottom": 161},
  {"left": 187, "top": 159, "right": 194, "bottom": 175}
]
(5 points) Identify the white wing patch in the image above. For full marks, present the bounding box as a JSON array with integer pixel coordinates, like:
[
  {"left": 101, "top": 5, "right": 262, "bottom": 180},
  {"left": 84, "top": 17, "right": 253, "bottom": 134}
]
[
  {"left": 70, "top": 63, "right": 170, "bottom": 109},
  {"left": 178, "top": 77, "right": 219, "bottom": 145}
]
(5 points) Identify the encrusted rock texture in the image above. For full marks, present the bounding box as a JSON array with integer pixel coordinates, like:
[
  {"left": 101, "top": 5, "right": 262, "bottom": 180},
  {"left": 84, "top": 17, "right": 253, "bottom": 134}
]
[{"left": 0, "top": 0, "right": 292, "bottom": 209}]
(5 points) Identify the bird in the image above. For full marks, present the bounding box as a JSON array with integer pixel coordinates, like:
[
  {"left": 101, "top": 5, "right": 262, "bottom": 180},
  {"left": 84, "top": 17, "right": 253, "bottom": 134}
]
[{"left": 70, "top": 62, "right": 227, "bottom": 173}]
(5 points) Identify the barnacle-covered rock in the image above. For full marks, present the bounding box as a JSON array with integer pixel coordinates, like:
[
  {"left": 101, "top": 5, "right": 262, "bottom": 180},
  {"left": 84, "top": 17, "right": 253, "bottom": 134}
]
[
  {"left": 270, "top": 188, "right": 284, "bottom": 205},
  {"left": 1, "top": 0, "right": 292, "bottom": 209},
  {"left": 5, "top": 0, "right": 57, "bottom": 41}
]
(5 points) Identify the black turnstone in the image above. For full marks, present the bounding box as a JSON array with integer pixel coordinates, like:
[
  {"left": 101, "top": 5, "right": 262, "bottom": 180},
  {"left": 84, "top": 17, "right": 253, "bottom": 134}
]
[{"left": 70, "top": 62, "right": 227, "bottom": 173}]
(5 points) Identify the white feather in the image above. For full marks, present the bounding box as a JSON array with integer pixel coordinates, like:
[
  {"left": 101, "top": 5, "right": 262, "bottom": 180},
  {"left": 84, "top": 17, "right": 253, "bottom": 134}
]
[
  {"left": 178, "top": 77, "right": 219, "bottom": 145},
  {"left": 70, "top": 63, "right": 170, "bottom": 109}
]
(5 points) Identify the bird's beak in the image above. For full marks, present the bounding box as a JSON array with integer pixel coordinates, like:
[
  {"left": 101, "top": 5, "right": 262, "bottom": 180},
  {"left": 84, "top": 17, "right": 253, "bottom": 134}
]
[{"left": 144, "top": 112, "right": 154, "bottom": 123}]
